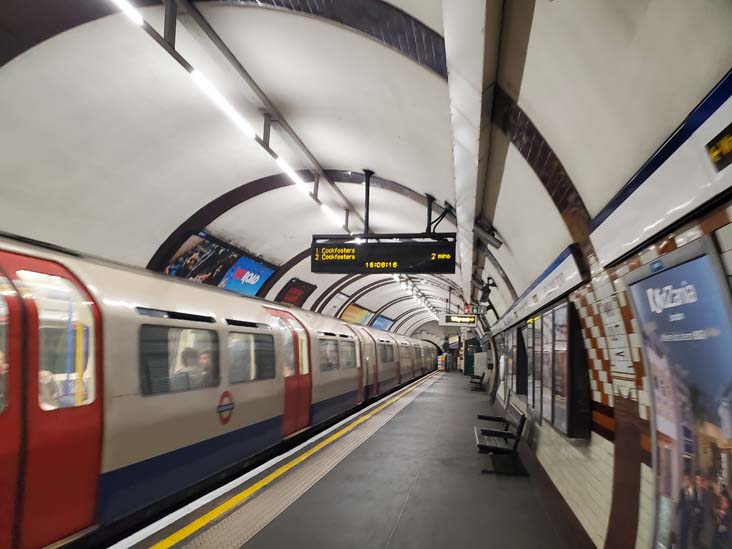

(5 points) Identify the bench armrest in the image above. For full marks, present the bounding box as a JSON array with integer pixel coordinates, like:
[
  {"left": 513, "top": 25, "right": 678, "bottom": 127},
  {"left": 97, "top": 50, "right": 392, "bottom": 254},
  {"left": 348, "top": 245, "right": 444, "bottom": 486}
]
[
  {"left": 479, "top": 428, "right": 519, "bottom": 439},
  {"left": 477, "top": 414, "right": 504, "bottom": 422}
]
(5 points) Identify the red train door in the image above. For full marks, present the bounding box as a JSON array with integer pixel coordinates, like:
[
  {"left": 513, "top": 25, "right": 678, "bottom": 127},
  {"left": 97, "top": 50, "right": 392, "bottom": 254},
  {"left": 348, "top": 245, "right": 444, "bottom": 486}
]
[
  {"left": 346, "top": 326, "right": 365, "bottom": 404},
  {"left": 265, "top": 308, "right": 311, "bottom": 436},
  {"left": 0, "top": 252, "right": 103, "bottom": 549},
  {"left": 0, "top": 271, "right": 22, "bottom": 549},
  {"left": 366, "top": 331, "right": 379, "bottom": 395}
]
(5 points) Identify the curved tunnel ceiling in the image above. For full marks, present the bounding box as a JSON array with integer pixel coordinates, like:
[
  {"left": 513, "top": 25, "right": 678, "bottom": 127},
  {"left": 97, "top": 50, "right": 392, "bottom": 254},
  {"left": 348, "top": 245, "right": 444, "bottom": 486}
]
[{"left": 2, "top": 1, "right": 730, "bottom": 335}]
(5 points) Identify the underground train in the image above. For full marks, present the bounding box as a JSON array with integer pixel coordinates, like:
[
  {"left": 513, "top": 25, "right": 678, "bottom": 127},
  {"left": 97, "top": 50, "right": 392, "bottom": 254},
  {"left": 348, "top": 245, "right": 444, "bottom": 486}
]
[{"left": 0, "top": 235, "right": 438, "bottom": 548}]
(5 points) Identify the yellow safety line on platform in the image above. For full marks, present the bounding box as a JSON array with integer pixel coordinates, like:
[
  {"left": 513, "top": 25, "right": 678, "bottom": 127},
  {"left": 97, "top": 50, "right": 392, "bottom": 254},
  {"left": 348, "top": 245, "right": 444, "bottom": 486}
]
[{"left": 150, "top": 372, "right": 439, "bottom": 549}]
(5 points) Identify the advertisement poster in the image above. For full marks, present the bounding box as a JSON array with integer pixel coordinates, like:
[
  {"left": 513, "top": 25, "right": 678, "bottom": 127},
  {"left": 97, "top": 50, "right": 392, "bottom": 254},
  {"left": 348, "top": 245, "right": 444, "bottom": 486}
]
[
  {"left": 628, "top": 254, "right": 732, "bottom": 549},
  {"left": 164, "top": 233, "right": 239, "bottom": 286},
  {"left": 275, "top": 278, "right": 317, "bottom": 307},
  {"left": 219, "top": 256, "right": 275, "bottom": 297},
  {"left": 322, "top": 292, "right": 349, "bottom": 317},
  {"left": 340, "top": 304, "right": 373, "bottom": 325},
  {"left": 371, "top": 315, "right": 394, "bottom": 331}
]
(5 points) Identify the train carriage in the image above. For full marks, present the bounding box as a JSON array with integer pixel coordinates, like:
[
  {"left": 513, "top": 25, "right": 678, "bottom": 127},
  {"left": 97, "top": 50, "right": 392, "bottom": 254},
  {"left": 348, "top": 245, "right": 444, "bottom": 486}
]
[{"left": 0, "top": 236, "right": 437, "bottom": 548}]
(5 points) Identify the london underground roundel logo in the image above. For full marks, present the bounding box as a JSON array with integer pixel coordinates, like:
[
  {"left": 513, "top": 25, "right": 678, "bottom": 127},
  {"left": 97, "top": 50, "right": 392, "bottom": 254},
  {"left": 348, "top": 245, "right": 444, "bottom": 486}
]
[{"left": 217, "top": 391, "right": 235, "bottom": 424}]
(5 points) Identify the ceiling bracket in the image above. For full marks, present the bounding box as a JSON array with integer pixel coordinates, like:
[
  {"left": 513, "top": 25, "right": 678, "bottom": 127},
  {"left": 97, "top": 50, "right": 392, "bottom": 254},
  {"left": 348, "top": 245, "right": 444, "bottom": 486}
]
[
  {"left": 262, "top": 112, "right": 272, "bottom": 147},
  {"left": 164, "top": 0, "right": 177, "bottom": 47}
]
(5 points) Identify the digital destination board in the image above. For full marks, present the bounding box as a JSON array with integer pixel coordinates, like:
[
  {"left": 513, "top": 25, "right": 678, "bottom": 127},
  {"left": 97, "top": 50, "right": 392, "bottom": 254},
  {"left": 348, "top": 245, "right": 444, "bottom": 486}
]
[
  {"left": 311, "top": 240, "right": 455, "bottom": 274},
  {"left": 440, "top": 314, "right": 477, "bottom": 327}
]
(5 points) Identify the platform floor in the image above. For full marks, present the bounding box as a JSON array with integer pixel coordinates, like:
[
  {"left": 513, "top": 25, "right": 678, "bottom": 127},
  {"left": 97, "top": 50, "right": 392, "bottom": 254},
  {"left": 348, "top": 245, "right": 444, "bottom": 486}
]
[
  {"left": 242, "top": 371, "right": 565, "bottom": 549},
  {"left": 125, "top": 371, "right": 570, "bottom": 548}
]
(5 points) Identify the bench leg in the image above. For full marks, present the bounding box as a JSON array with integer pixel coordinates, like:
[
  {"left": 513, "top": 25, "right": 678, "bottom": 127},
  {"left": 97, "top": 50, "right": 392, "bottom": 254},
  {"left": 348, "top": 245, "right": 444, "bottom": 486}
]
[{"left": 480, "top": 454, "right": 529, "bottom": 477}]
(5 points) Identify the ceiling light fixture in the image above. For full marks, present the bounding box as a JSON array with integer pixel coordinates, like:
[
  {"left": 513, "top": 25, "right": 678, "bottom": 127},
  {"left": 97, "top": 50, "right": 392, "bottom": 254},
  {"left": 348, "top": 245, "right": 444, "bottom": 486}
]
[
  {"left": 191, "top": 71, "right": 257, "bottom": 139},
  {"left": 320, "top": 203, "right": 344, "bottom": 227},
  {"left": 109, "top": 0, "right": 144, "bottom": 25},
  {"left": 276, "top": 157, "right": 311, "bottom": 195}
]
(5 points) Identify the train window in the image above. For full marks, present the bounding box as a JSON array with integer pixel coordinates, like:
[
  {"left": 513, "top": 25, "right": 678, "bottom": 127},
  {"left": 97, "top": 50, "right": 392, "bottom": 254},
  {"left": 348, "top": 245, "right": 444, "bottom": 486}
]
[
  {"left": 339, "top": 340, "right": 357, "bottom": 369},
  {"left": 16, "top": 271, "right": 97, "bottom": 410},
  {"left": 228, "top": 333, "right": 275, "bottom": 383},
  {"left": 139, "top": 325, "right": 219, "bottom": 395},
  {"left": 379, "top": 343, "right": 394, "bottom": 363},
  {"left": 0, "top": 286, "right": 7, "bottom": 414},
  {"left": 319, "top": 339, "right": 339, "bottom": 371},
  {"left": 271, "top": 317, "right": 296, "bottom": 377},
  {"left": 399, "top": 346, "right": 411, "bottom": 365}
]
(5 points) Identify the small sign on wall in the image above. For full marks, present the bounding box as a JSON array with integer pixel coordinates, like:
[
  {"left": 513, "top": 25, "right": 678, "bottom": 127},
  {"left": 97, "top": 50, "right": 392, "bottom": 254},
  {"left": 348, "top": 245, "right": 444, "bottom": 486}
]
[{"left": 707, "top": 121, "right": 732, "bottom": 172}]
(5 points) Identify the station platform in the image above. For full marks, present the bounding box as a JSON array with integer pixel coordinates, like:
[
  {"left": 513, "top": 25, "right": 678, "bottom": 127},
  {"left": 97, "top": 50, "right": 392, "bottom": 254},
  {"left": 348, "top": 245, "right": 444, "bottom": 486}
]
[{"left": 118, "top": 371, "right": 568, "bottom": 549}]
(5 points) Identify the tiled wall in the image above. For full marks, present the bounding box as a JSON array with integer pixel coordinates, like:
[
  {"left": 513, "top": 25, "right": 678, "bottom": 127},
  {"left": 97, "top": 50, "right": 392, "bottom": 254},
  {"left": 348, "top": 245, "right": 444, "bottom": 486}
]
[
  {"left": 535, "top": 415, "right": 615, "bottom": 547},
  {"left": 496, "top": 201, "right": 732, "bottom": 548}
]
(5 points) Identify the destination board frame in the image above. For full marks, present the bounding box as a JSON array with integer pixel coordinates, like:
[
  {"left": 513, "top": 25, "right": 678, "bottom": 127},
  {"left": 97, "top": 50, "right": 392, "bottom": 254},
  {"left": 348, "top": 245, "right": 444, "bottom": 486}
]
[{"left": 311, "top": 233, "right": 456, "bottom": 274}]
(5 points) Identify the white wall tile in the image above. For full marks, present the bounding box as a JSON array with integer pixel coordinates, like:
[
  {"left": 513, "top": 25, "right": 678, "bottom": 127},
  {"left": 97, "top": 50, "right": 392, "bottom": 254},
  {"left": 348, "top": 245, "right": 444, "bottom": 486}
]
[{"left": 715, "top": 223, "right": 732, "bottom": 252}]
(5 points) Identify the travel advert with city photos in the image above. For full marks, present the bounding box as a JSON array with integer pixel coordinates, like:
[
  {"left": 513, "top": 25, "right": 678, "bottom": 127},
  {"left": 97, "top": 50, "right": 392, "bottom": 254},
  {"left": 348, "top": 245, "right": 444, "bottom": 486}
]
[{"left": 627, "top": 236, "right": 732, "bottom": 549}]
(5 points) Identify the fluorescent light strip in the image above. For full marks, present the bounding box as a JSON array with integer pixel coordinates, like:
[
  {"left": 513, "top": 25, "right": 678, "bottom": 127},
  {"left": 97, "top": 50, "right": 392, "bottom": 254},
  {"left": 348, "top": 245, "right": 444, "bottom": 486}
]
[
  {"left": 276, "top": 157, "right": 311, "bottom": 195},
  {"left": 191, "top": 71, "right": 256, "bottom": 139},
  {"left": 109, "top": 1, "right": 356, "bottom": 239},
  {"left": 110, "top": 0, "right": 144, "bottom": 25},
  {"left": 320, "top": 203, "right": 344, "bottom": 228}
]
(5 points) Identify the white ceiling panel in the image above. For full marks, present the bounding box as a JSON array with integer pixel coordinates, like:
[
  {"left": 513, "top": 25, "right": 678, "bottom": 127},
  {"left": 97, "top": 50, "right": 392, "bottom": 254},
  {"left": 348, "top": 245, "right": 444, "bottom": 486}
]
[
  {"left": 500, "top": 0, "right": 732, "bottom": 217},
  {"left": 200, "top": 5, "right": 455, "bottom": 207},
  {"left": 491, "top": 143, "right": 573, "bottom": 294},
  {"left": 0, "top": 10, "right": 283, "bottom": 267}
]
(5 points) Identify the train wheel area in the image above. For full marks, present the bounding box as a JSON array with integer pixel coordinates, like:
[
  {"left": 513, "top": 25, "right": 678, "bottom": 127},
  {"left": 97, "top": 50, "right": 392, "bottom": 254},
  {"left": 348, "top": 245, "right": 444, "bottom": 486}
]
[{"left": 106, "top": 371, "right": 564, "bottom": 549}]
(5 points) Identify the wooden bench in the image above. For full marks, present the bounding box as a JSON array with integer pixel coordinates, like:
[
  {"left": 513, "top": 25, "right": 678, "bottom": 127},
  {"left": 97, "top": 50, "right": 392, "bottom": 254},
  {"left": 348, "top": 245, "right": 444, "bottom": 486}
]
[
  {"left": 473, "top": 401, "right": 528, "bottom": 476},
  {"left": 469, "top": 371, "right": 485, "bottom": 391}
]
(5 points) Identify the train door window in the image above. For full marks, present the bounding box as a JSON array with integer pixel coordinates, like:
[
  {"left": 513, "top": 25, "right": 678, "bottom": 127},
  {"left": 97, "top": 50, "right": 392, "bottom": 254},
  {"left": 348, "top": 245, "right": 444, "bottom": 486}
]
[
  {"left": 284, "top": 317, "right": 309, "bottom": 376},
  {"left": 228, "top": 333, "right": 275, "bottom": 383},
  {"left": 379, "top": 343, "right": 394, "bottom": 363},
  {"left": 399, "top": 346, "right": 410, "bottom": 366},
  {"left": 16, "top": 270, "right": 97, "bottom": 410},
  {"left": 295, "top": 327, "right": 310, "bottom": 375},
  {"left": 272, "top": 317, "right": 296, "bottom": 377},
  {"left": 139, "top": 325, "right": 219, "bottom": 394},
  {"left": 319, "top": 339, "right": 339, "bottom": 371},
  {"left": 339, "top": 340, "right": 357, "bottom": 368},
  {"left": 0, "top": 285, "right": 7, "bottom": 413}
]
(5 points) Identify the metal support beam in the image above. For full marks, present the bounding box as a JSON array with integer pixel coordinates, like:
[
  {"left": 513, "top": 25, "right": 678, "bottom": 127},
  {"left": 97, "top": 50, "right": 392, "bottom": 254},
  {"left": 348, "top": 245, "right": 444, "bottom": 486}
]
[
  {"left": 425, "top": 194, "right": 435, "bottom": 233},
  {"left": 177, "top": 0, "right": 365, "bottom": 228},
  {"left": 312, "top": 173, "right": 320, "bottom": 199},
  {"left": 164, "top": 0, "right": 177, "bottom": 47},
  {"left": 363, "top": 169, "right": 373, "bottom": 236},
  {"left": 262, "top": 112, "right": 271, "bottom": 147}
]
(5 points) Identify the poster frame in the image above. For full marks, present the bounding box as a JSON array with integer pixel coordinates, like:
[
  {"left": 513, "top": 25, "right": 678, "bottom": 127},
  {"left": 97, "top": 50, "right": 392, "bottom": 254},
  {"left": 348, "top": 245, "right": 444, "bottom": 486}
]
[
  {"left": 624, "top": 234, "right": 732, "bottom": 549},
  {"left": 275, "top": 278, "right": 317, "bottom": 307}
]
